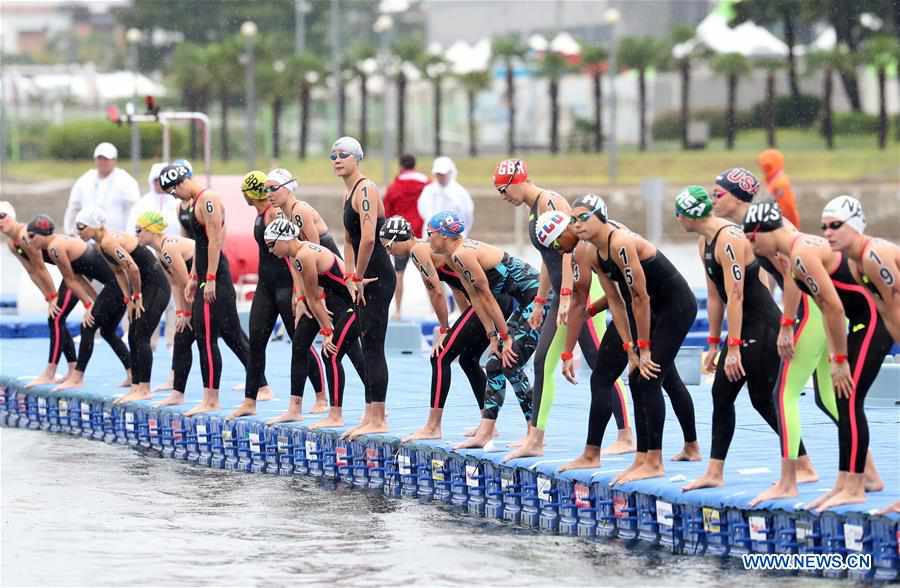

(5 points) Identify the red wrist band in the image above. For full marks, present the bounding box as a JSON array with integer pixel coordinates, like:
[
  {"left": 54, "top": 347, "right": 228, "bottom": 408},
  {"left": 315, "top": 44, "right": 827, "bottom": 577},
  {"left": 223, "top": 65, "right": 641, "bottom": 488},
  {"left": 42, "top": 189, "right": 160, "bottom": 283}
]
[
  {"left": 498, "top": 330, "right": 509, "bottom": 340},
  {"left": 534, "top": 295, "right": 548, "bottom": 305},
  {"left": 622, "top": 341, "right": 633, "bottom": 352},
  {"left": 295, "top": 295, "right": 305, "bottom": 302},
  {"left": 561, "top": 351, "right": 574, "bottom": 361},
  {"left": 45, "top": 293, "right": 58, "bottom": 302},
  {"left": 559, "top": 288, "right": 573, "bottom": 296},
  {"left": 439, "top": 326, "right": 449, "bottom": 334},
  {"left": 707, "top": 336, "right": 721, "bottom": 346},
  {"left": 351, "top": 273, "right": 364, "bottom": 282},
  {"left": 205, "top": 273, "right": 216, "bottom": 281},
  {"left": 636, "top": 339, "right": 651, "bottom": 350},
  {"left": 83, "top": 301, "right": 93, "bottom": 310},
  {"left": 319, "top": 327, "right": 334, "bottom": 337},
  {"left": 780, "top": 317, "right": 795, "bottom": 327},
  {"left": 319, "top": 291, "right": 326, "bottom": 300},
  {"left": 831, "top": 353, "right": 848, "bottom": 364},
  {"left": 727, "top": 337, "right": 742, "bottom": 347},
  {"left": 123, "top": 296, "right": 130, "bottom": 305},
  {"left": 132, "top": 292, "right": 142, "bottom": 302}
]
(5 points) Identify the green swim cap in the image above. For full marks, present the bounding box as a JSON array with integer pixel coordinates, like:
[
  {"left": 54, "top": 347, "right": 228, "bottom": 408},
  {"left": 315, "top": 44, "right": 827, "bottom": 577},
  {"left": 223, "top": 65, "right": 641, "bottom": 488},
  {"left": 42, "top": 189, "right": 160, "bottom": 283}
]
[
  {"left": 136, "top": 210, "right": 168, "bottom": 234},
  {"left": 674, "top": 185, "right": 713, "bottom": 219}
]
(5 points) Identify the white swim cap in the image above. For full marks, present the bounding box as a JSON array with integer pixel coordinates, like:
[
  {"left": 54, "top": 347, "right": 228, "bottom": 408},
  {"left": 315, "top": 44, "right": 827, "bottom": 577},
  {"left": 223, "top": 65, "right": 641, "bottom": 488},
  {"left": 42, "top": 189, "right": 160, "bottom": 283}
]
[
  {"left": 0, "top": 201, "right": 16, "bottom": 221},
  {"left": 75, "top": 207, "right": 107, "bottom": 229},
  {"left": 267, "top": 168, "right": 299, "bottom": 192},
  {"left": 331, "top": 136, "right": 364, "bottom": 161},
  {"left": 148, "top": 162, "right": 168, "bottom": 187},
  {"left": 263, "top": 218, "right": 300, "bottom": 242},
  {"left": 534, "top": 210, "right": 571, "bottom": 249},
  {"left": 822, "top": 195, "right": 866, "bottom": 234}
]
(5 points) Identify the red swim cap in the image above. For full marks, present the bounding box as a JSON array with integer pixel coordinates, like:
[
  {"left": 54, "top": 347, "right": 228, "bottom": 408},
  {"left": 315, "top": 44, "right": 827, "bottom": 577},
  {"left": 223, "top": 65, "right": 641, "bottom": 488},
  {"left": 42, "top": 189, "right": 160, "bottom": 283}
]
[{"left": 492, "top": 159, "right": 528, "bottom": 189}]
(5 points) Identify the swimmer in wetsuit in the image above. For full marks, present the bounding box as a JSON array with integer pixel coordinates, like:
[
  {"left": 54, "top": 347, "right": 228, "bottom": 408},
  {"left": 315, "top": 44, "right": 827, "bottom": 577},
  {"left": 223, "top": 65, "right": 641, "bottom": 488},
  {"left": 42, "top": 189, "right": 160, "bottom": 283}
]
[
  {"left": 158, "top": 163, "right": 262, "bottom": 416},
  {"left": 263, "top": 218, "right": 363, "bottom": 428},
  {"left": 228, "top": 171, "right": 327, "bottom": 419},
  {"left": 74, "top": 208, "right": 171, "bottom": 404},
  {"left": 26, "top": 215, "right": 132, "bottom": 391},
  {"left": 673, "top": 186, "right": 816, "bottom": 493},
  {"left": 0, "top": 202, "right": 77, "bottom": 387},
  {"left": 333, "top": 136, "right": 395, "bottom": 439},
  {"left": 566, "top": 194, "right": 699, "bottom": 484},
  {"left": 491, "top": 159, "right": 636, "bottom": 462},
  {"left": 743, "top": 200, "right": 890, "bottom": 511}
]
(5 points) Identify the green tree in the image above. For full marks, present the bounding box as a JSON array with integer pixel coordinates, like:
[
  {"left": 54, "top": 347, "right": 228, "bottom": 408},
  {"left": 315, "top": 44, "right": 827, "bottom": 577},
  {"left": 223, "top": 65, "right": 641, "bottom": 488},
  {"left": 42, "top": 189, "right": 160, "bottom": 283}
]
[
  {"left": 205, "top": 39, "right": 241, "bottom": 161},
  {"left": 580, "top": 44, "right": 608, "bottom": 152},
  {"left": 862, "top": 34, "right": 900, "bottom": 149},
  {"left": 456, "top": 70, "right": 492, "bottom": 157},
  {"left": 391, "top": 37, "right": 425, "bottom": 158},
  {"left": 345, "top": 42, "right": 377, "bottom": 150},
  {"left": 170, "top": 42, "right": 213, "bottom": 158},
  {"left": 660, "top": 25, "right": 708, "bottom": 150},
  {"left": 491, "top": 35, "right": 527, "bottom": 155},
  {"left": 618, "top": 36, "right": 665, "bottom": 151},
  {"left": 711, "top": 52, "right": 751, "bottom": 150},
  {"left": 535, "top": 51, "right": 571, "bottom": 154},
  {"left": 806, "top": 46, "right": 855, "bottom": 149},
  {"left": 289, "top": 52, "right": 324, "bottom": 160},
  {"left": 422, "top": 53, "right": 451, "bottom": 157}
]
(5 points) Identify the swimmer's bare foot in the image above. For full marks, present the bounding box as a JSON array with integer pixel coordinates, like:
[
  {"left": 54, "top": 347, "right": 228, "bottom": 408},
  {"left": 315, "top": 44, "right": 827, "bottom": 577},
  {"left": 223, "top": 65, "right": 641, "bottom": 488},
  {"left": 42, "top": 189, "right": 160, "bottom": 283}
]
[
  {"left": 559, "top": 447, "right": 602, "bottom": 472},
  {"left": 615, "top": 461, "right": 665, "bottom": 484},
  {"left": 503, "top": 439, "right": 544, "bottom": 462},
  {"left": 610, "top": 454, "right": 646, "bottom": 486},
  {"left": 876, "top": 500, "right": 900, "bottom": 515},
  {"left": 153, "top": 372, "right": 175, "bottom": 392},
  {"left": 52, "top": 373, "right": 84, "bottom": 391},
  {"left": 671, "top": 441, "right": 702, "bottom": 462},
  {"left": 348, "top": 420, "right": 389, "bottom": 440},
  {"left": 113, "top": 389, "right": 152, "bottom": 405},
  {"left": 864, "top": 452, "right": 884, "bottom": 492},
  {"left": 309, "top": 416, "right": 344, "bottom": 430},
  {"left": 602, "top": 429, "right": 636, "bottom": 456},
  {"left": 796, "top": 457, "right": 819, "bottom": 484},
  {"left": 454, "top": 433, "right": 492, "bottom": 449},
  {"left": 866, "top": 478, "right": 885, "bottom": 492},
  {"left": 750, "top": 481, "right": 798, "bottom": 508},
  {"left": 26, "top": 373, "right": 55, "bottom": 388},
  {"left": 184, "top": 400, "right": 220, "bottom": 416},
  {"left": 402, "top": 426, "right": 442, "bottom": 443},
  {"left": 155, "top": 391, "right": 185, "bottom": 406},
  {"left": 463, "top": 425, "right": 499, "bottom": 438},
  {"left": 256, "top": 386, "right": 273, "bottom": 401},
  {"left": 119, "top": 375, "right": 132, "bottom": 388},
  {"left": 266, "top": 411, "right": 302, "bottom": 425},
  {"left": 816, "top": 488, "right": 867, "bottom": 512},
  {"left": 229, "top": 399, "right": 257, "bottom": 419},
  {"left": 310, "top": 398, "right": 328, "bottom": 414},
  {"left": 682, "top": 473, "right": 724, "bottom": 492},
  {"left": 805, "top": 487, "right": 840, "bottom": 511}
]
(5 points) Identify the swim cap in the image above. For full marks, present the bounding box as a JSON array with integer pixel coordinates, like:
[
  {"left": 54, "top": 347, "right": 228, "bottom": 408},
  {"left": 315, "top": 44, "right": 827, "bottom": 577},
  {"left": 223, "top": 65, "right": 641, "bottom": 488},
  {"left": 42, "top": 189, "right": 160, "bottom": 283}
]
[
  {"left": 822, "top": 195, "right": 866, "bottom": 234},
  {"left": 0, "top": 201, "right": 16, "bottom": 221},
  {"left": 534, "top": 210, "right": 571, "bottom": 249},
  {"left": 674, "top": 186, "right": 713, "bottom": 219},
  {"left": 172, "top": 159, "right": 193, "bottom": 177},
  {"left": 158, "top": 164, "right": 191, "bottom": 193},
  {"left": 27, "top": 214, "right": 55, "bottom": 236},
  {"left": 148, "top": 162, "right": 167, "bottom": 187},
  {"left": 492, "top": 159, "right": 528, "bottom": 189},
  {"left": 571, "top": 193, "right": 609, "bottom": 222},
  {"left": 75, "top": 207, "right": 107, "bottom": 229},
  {"left": 427, "top": 211, "right": 466, "bottom": 238},
  {"left": 331, "top": 136, "right": 364, "bottom": 161},
  {"left": 715, "top": 167, "right": 760, "bottom": 202},
  {"left": 267, "top": 168, "right": 299, "bottom": 192},
  {"left": 380, "top": 216, "right": 414, "bottom": 242},
  {"left": 742, "top": 200, "right": 784, "bottom": 234},
  {"left": 263, "top": 218, "right": 300, "bottom": 242},
  {"left": 241, "top": 170, "right": 269, "bottom": 200},
  {"left": 136, "top": 210, "right": 168, "bottom": 234}
]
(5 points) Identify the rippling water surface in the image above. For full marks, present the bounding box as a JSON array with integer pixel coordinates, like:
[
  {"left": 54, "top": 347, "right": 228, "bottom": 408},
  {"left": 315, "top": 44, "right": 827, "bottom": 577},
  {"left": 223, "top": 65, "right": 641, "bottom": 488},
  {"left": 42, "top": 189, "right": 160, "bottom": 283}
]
[{"left": 2, "top": 429, "right": 834, "bottom": 587}]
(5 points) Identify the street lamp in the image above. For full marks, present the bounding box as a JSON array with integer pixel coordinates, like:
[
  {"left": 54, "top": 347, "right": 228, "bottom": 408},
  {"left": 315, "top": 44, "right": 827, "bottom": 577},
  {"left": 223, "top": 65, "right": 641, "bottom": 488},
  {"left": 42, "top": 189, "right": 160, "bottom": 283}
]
[
  {"left": 126, "top": 27, "right": 143, "bottom": 179},
  {"left": 374, "top": 14, "right": 395, "bottom": 186},
  {"left": 426, "top": 60, "right": 448, "bottom": 157},
  {"left": 604, "top": 7, "right": 621, "bottom": 184},
  {"left": 295, "top": 0, "right": 310, "bottom": 53},
  {"left": 241, "top": 20, "right": 258, "bottom": 169}
]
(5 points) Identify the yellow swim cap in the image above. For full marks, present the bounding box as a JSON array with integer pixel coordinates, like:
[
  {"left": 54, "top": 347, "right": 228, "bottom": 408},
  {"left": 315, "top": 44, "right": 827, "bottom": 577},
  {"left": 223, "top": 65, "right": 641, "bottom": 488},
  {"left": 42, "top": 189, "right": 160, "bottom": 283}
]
[
  {"left": 136, "top": 210, "right": 168, "bottom": 234},
  {"left": 241, "top": 170, "right": 269, "bottom": 200}
]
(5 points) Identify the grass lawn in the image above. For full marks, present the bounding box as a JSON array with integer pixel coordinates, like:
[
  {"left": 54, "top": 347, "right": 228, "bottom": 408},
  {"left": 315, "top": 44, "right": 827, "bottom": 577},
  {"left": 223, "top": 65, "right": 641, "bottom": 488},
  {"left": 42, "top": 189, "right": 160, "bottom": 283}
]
[{"left": 5, "top": 129, "right": 898, "bottom": 186}]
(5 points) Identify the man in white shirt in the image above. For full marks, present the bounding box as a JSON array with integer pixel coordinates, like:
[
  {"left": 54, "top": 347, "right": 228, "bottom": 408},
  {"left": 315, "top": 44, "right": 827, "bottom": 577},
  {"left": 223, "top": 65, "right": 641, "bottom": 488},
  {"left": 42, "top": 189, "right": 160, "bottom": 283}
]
[
  {"left": 63, "top": 142, "right": 141, "bottom": 235},
  {"left": 126, "top": 162, "right": 181, "bottom": 237},
  {"left": 417, "top": 156, "right": 474, "bottom": 238}
]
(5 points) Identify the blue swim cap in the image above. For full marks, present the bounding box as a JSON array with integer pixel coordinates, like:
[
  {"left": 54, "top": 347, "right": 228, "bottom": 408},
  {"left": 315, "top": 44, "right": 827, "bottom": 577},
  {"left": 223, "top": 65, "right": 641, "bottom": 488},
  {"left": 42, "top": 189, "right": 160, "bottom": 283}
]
[
  {"left": 427, "top": 211, "right": 465, "bottom": 238},
  {"left": 172, "top": 159, "right": 193, "bottom": 177}
]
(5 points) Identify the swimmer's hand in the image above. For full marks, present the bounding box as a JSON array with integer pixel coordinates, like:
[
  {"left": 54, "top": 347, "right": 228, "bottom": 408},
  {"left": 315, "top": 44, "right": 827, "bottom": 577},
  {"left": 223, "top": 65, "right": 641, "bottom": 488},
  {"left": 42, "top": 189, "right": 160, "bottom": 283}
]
[
  {"left": 638, "top": 348, "right": 661, "bottom": 380},
  {"left": 203, "top": 279, "right": 216, "bottom": 303},
  {"left": 185, "top": 280, "right": 197, "bottom": 304},
  {"left": 561, "top": 357, "right": 577, "bottom": 385},
  {"left": 528, "top": 303, "right": 545, "bottom": 330},
  {"left": 82, "top": 306, "right": 96, "bottom": 328},
  {"left": 777, "top": 325, "right": 795, "bottom": 360},
  {"left": 831, "top": 360, "right": 854, "bottom": 399},
  {"left": 48, "top": 298, "right": 61, "bottom": 318}
]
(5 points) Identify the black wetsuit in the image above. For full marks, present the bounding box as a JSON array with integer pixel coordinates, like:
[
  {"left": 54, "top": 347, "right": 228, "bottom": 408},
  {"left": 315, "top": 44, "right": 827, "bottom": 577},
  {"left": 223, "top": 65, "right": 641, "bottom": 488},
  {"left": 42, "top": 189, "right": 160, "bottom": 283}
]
[
  {"left": 185, "top": 191, "right": 255, "bottom": 390},
  {"left": 289, "top": 251, "right": 361, "bottom": 407},
  {"left": 69, "top": 244, "right": 131, "bottom": 374},
  {"left": 246, "top": 208, "right": 324, "bottom": 400},
  {"left": 797, "top": 252, "right": 893, "bottom": 474},
  {"left": 342, "top": 178, "right": 396, "bottom": 404},
  {"left": 18, "top": 244, "right": 78, "bottom": 366},
  {"left": 597, "top": 232, "right": 698, "bottom": 454},
  {"left": 527, "top": 194, "right": 629, "bottom": 433},
  {"left": 703, "top": 225, "right": 804, "bottom": 461},
  {"left": 103, "top": 243, "right": 171, "bottom": 385}
]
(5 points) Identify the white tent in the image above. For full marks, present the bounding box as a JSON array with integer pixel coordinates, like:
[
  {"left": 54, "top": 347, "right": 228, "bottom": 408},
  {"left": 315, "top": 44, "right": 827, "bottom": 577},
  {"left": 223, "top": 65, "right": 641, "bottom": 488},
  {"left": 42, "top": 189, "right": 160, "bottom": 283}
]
[{"left": 674, "top": 11, "right": 788, "bottom": 58}]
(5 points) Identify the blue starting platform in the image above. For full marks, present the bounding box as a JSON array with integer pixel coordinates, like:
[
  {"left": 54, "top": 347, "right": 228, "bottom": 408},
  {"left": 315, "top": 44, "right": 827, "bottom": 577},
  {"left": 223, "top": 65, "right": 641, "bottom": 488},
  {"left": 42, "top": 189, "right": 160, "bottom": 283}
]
[{"left": 1, "top": 337, "right": 898, "bottom": 581}]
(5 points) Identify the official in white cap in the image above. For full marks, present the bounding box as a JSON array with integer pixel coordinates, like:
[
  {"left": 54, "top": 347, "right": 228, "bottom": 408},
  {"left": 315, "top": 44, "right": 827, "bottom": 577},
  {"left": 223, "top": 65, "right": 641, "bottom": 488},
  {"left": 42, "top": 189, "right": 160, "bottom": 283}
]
[
  {"left": 417, "top": 156, "right": 474, "bottom": 238},
  {"left": 64, "top": 141, "right": 140, "bottom": 235},
  {"left": 126, "top": 162, "right": 181, "bottom": 238}
]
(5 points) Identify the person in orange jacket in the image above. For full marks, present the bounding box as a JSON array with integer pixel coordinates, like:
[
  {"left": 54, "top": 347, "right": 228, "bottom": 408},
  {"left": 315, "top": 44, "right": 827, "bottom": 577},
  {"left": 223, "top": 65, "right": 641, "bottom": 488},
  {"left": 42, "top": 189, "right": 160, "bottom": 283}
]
[{"left": 758, "top": 149, "right": 800, "bottom": 228}]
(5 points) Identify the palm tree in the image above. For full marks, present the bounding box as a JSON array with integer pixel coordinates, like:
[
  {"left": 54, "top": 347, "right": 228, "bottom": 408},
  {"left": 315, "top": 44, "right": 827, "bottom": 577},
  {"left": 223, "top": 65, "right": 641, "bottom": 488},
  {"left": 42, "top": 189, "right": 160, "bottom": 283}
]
[
  {"left": 711, "top": 52, "right": 751, "bottom": 150},
  {"left": 863, "top": 35, "right": 900, "bottom": 150},
  {"left": 457, "top": 70, "right": 492, "bottom": 157},
  {"left": 757, "top": 58, "right": 783, "bottom": 148},
  {"left": 807, "top": 46, "right": 854, "bottom": 150},
  {"left": 663, "top": 25, "right": 706, "bottom": 150},
  {"left": 206, "top": 39, "right": 241, "bottom": 161},
  {"left": 346, "top": 42, "right": 377, "bottom": 150},
  {"left": 535, "top": 50, "right": 571, "bottom": 154},
  {"left": 491, "top": 35, "right": 527, "bottom": 155},
  {"left": 580, "top": 44, "right": 608, "bottom": 152},
  {"left": 392, "top": 37, "right": 425, "bottom": 158},
  {"left": 618, "top": 36, "right": 664, "bottom": 151},
  {"left": 289, "top": 52, "right": 323, "bottom": 160},
  {"left": 423, "top": 53, "right": 450, "bottom": 157},
  {"left": 171, "top": 42, "right": 213, "bottom": 159}
]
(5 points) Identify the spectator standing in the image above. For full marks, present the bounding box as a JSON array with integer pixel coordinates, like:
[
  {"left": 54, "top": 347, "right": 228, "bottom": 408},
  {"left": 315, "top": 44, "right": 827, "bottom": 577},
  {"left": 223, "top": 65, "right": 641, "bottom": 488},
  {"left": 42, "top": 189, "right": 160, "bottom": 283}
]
[
  {"left": 126, "top": 162, "right": 182, "bottom": 237},
  {"left": 758, "top": 148, "right": 800, "bottom": 228},
  {"left": 64, "top": 142, "right": 140, "bottom": 235},
  {"left": 417, "top": 156, "right": 474, "bottom": 239},
  {"left": 383, "top": 154, "right": 428, "bottom": 319}
]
